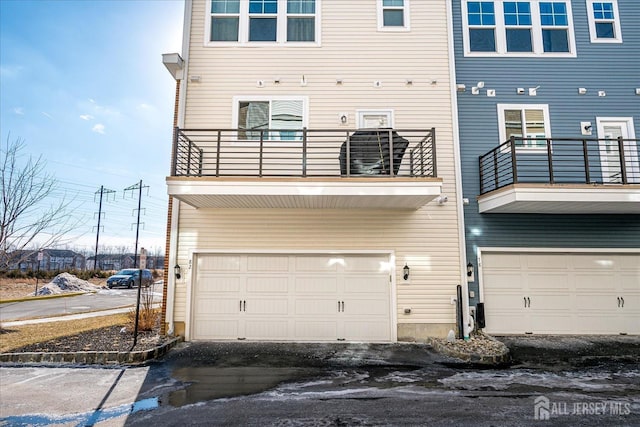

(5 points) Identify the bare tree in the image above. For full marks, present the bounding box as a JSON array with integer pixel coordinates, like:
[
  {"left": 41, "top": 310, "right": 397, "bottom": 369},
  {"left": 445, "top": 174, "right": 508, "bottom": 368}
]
[{"left": 0, "top": 135, "right": 80, "bottom": 269}]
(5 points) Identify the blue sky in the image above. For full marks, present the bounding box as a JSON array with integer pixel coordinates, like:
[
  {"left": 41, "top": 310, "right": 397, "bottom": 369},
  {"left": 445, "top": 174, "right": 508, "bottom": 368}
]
[{"left": 1, "top": 0, "right": 184, "bottom": 255}]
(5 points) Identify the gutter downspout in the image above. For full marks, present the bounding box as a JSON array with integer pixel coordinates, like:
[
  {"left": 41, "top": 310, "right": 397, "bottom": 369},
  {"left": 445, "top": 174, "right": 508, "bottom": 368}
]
[
  {"left": 163, "top": 0, "right": 192, "bottom": 336},
  {"left": 446, "top": 0, "right": 471, "bottom": 339}
]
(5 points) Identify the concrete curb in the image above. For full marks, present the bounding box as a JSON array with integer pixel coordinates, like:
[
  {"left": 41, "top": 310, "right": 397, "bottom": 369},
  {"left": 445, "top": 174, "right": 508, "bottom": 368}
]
[{"left": 0, "top": 336, "right": 183, "bottom": 366}]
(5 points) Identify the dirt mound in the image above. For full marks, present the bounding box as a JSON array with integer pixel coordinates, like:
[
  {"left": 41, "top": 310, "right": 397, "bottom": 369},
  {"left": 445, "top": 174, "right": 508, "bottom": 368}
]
[{"left": 36, "top": 273, "right": 102, "bottom": 296}]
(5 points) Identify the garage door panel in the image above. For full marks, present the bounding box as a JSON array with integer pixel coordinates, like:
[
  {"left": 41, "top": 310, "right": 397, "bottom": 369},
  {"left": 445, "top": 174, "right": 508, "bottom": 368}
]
[
  {"left": 530, "top": 314, "right": 573, "bottom": 334},
  {"left": 194, "top": 320, "right": 239, "bottom": 340},
  {"left": 621, "top": 274, "right": 640, "bottom": 292},
  {"left": 344, "top": 276, "right": 388, "bottom": 294},
  {"left": 482, "top": 253, "right": 522, "bottom": 269},
  {"left": 246, "top": 298, "right": 289, "bottom": 315},
  {"left": 527, "top": 274, "right": 569, "bottom": 291},
  {"left": 619, "top": 255, "right": 640, "bottom": 271},
  {"left": 195, "top": 298, "right": 239, "bottom": 315},
  {"left": 295, "top": 256, "right": 337, "bottom": 272},
  {"left": 572, "top": 255, "right": 616, "bottom": 270},
  {"left": 245, "top": 321, "right": 288, "bottom": 339},
  {"left": 198, "top": 255, "right": 241, "bottom": 271},
  {"left": 246, "top": 277, "right": 289, "bottom": 293},
  {"left": 526, "top": 254, "right": 569, "bottom": 270},
  {"left": 575, "top": 273, "right": 617, "bottom": 291},
  {"left": 295, "top": 321, "right": 338, "bottom": 340},
  {"left": 295, "top": 298, "right": 338, "bottom": 315},
  {"left": 295, "top": 277, "right": 338, "bottom": 293},
  {"left": 247, "top": 255, "right": 289, "bottom": 271},
  {"left": 576, "top": 295, "right": 617, "bottom": 310},
  {"left": 484, "top": 309, "right": 530, "bottom": 334},
  {"left": 530, "top": 294, "right": 571, "bottom": 310},
  {"left": 196, "top": 277, "right": 241, "bottom": 293},
  {"left": 482, "top": 273, "right": 524, "bottom": 290}
]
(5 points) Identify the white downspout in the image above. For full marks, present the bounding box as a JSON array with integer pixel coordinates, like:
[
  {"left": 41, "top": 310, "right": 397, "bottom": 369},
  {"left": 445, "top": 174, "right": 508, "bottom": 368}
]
[{"left": 446, "top": 0, "right": 471, "bottom": 339}]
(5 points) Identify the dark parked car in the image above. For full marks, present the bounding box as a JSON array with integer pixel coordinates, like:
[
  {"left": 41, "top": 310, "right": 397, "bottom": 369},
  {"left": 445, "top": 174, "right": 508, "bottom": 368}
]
[{"left": 106, "top": 269, "right": 153, "bottom": 289}]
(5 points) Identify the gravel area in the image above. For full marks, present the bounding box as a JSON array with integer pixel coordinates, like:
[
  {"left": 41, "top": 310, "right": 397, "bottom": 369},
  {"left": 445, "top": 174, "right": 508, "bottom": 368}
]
[{"left": 6, "top": 324, "right": 169, "bottom": 354}]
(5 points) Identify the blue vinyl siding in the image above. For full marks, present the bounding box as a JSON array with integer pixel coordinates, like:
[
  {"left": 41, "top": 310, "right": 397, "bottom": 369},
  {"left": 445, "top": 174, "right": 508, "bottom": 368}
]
[{"left": 453, "top": 1, "right": 640, "bottom": 304}]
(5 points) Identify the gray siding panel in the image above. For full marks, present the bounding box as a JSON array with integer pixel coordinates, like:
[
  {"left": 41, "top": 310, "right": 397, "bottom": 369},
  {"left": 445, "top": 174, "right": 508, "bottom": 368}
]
[{"left": 452, "top": 1, "right": 640, "bottom": 303}]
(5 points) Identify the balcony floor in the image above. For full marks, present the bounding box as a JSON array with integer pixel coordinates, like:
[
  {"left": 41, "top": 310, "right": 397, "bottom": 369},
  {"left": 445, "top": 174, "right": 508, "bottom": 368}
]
[
  {"left": 478, "top": 183, "right": 640, "bottom": 214},
  {"left": 167, "top": 177, "right": 443, "bottom": 209}
]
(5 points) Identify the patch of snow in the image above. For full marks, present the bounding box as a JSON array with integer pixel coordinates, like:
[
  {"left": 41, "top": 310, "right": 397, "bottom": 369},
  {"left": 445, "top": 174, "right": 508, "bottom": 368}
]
[{"left": 35, "top": 273, "right": 103, "bottom": 296}]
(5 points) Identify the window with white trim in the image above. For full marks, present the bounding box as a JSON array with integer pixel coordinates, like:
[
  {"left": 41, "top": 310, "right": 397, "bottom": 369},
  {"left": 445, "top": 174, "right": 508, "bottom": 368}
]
[
  {"left": 587, "top": 1, "right": 622, "bottom": 43},
  {"left": 497, "top": 104, "right": 550, "bottom": 150},
  {"left": 234, "top": 97, "right": 307, "bottom": 140},
  {"left": 377, "top": 0, "right": 410, "bottom": 31},
  {"left": 463, "top": 1, "right": 575, "bottom": 56},
  {"left": 208, "top": 0, "right": 318, "bottom": 44}
]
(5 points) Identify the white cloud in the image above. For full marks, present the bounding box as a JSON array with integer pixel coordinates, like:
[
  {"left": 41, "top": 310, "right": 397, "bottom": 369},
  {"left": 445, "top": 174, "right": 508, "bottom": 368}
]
[
  {"left": 137, "top": 103, "right": 152, "bottom": 110},
  {"left": 13, "top": 107, "right": 25, "bottom": 115},
  {"left": 80, "top": 114, "right": 94, "bottom": 121},
  {"left": 92, "top": 123, "right": 106, "bottom": 134},
  {"left": 42, "top": 112, "right": 53, "bottom": 119}
]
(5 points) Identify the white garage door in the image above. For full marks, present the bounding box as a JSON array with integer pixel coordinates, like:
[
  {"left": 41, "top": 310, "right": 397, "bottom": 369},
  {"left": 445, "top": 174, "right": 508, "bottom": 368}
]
[
  {"left": 191, "top": 254, "right": 393, "bottom": 342},
  {"left": 481, "top": 252, "right": 640, "bottom": 335}
]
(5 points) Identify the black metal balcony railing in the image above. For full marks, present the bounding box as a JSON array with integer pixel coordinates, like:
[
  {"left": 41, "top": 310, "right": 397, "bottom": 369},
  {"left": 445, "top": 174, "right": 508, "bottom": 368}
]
[
  {"left": 171, "top": 128, "right": 436, "bottom": 178},
  {"left": 479, "top": 136, "right": 640, "bottom": 194}
]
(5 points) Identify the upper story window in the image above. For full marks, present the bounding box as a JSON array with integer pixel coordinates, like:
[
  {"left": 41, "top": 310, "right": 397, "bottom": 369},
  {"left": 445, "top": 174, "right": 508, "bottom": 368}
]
[
  {"left": 234, "top": 96, "right": 308, "bottom": 140},
  {"left": 463, "top": 1, "right": 575, "bottom": 57},
  {"left": 587, "top": 1, "right": 622, "bottom": 43},
  {"left": 377, "top": 0, "right": 410, "bottom": 31},
  {"left": 208, "top": 0, "right": 318, "bottom": 45},
  {"left": 498, "top": 104, "right": 550, "bottom": 150}
]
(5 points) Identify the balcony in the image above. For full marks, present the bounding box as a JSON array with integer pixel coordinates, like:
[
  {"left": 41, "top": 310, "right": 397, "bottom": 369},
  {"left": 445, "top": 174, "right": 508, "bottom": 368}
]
[
  {"left": 167, "top": 128, "right": 442, "bottom": 209},
  {"left": 478, "top": 137, "right": 640, "bottom": 214}
]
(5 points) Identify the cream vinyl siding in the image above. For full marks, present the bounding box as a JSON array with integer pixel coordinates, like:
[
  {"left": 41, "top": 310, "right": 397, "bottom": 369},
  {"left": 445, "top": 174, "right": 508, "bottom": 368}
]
[{"left": 172, "top": 1, "right": 462, "bottom": 332}]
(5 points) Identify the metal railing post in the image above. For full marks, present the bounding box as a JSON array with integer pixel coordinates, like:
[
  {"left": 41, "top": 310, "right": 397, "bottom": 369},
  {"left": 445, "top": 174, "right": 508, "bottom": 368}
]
[
  {"left": 479, "top": 155, "right": 485, "bottom": 194},
  {"left": 346, "top": 131, "right": 351, "bottom": 177},
  {"left": 431, "top": 128, "right": 437, "bottom": 177},
  {"left": 171, "top": 127, "right": 179, "bottom": 176},
  {"left": 258, "top": 131, "right": 264, "bottom": 177},
  {"left": 510, "top": 136, "right": 518, "bottom": 184},
  {"left": 618, "top": 137, "right": 628, "bottom": 184},
  {"left": 198, "top": 148, "right": 204, "bottom": 175},
  {"left": 302, "top": 128, "right": 307, "bottom": 177},
  {"left": 492, "top": 150, "right": 499, "bottom": 190},
  {"left": 388, "top": 129, "right": 394, "bottom": 176},
  {"left": 215, "top": 130, "right": 222, "bottom": 177},
  {"left": 546, "top": 138, "right": 554, "bottom": 184},
  {"left": 410, "top": 149, "right": 415, "bottom": 177},
  {"left": 187, "top": 140, "right": 193, "bottom": 176},
  {"left": 582, "top": 139, "right": 590, "bottom": 184}
]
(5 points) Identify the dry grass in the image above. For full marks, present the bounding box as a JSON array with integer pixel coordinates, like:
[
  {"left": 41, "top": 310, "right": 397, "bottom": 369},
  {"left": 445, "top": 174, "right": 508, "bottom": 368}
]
[
  {"left": 0, "top": 313, "right": 129, "bottom": 353},
  {"left": 0, "top": 277, "right": 107, "bottom": 301}
]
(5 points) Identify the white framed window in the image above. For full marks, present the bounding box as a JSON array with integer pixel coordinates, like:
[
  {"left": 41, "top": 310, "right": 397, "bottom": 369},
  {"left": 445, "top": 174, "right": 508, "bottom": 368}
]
[
  {"left": 462, "top": 1, "right": 576, "bottom": 57},
  {"left": 207, "top": 0, "right": 320, "bottom": 45},
  {"left": 233, "top": 96, "right": 308, "bottom": 140},
  {"left": 497, "top": 104, "right": 551, "bottom": 151},
  {"left": 356, "top": 110, "right": 394, "bottom": 129},
  {"left": 586, "top": 1, "right": 622, "bottom": 43},
  {"left": 377, "top": 0, "right": 410, "bottom": 32}
]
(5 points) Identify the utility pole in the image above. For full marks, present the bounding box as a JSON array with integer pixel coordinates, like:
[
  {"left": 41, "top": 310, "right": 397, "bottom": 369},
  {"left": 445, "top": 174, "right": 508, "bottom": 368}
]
[
  {"left": 125, "top": 180, "right": 149, "bottom": 350},
  {"left": 93, "top": 186, "right": 115, "bottom": 272}
]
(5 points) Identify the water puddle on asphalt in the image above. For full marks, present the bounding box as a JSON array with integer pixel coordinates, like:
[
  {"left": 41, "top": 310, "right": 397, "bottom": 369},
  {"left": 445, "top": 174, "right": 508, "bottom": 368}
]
[{"left": 166, "top": 367, "right": 321, "bottom": 406}]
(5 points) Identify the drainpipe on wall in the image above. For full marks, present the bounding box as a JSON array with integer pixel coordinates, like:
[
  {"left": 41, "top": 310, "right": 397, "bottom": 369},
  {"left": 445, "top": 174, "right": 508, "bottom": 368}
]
[{"left": 446, "top": 0, "right": 471, "bottom": 339}]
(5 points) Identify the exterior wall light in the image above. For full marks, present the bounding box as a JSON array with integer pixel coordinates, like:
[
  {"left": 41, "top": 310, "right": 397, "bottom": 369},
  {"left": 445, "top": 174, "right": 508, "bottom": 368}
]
[
  {"left": 467, "top": 262, "right": 474, "bottom": 282},
  {"left": 403, "top": 264, "right": 410, "bottom": 281},
  {"left": 174, "top": 264, "right": 181, "bottom": 280}
]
